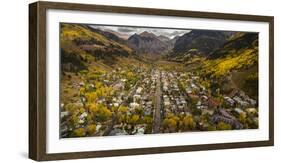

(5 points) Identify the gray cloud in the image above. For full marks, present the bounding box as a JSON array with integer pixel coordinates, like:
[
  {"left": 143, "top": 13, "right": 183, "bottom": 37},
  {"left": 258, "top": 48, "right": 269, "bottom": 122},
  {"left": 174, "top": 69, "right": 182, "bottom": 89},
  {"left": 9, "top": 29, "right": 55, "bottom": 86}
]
[
  {"left": 117, "top": 27, "right": 136, "bottom": 33},
  {"left": 171, "top": 30, "right": 187, "bottom": 36},
  {"left": 90, "top": 25, "right": 190, "bottom": 39}
]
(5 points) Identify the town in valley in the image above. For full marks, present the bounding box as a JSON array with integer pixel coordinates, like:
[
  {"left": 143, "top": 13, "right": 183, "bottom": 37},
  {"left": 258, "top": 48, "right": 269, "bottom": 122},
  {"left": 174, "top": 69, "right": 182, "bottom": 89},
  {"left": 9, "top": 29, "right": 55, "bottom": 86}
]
[{"left": 60, "top": 24, "right": 259, "bottom": 138}]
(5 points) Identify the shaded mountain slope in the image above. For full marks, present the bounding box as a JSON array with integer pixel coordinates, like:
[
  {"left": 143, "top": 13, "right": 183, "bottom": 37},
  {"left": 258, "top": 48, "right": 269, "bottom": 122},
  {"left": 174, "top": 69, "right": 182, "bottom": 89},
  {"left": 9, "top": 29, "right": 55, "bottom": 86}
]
[{"left": 172, "top": 30, "right": 232, "bottom": 56}]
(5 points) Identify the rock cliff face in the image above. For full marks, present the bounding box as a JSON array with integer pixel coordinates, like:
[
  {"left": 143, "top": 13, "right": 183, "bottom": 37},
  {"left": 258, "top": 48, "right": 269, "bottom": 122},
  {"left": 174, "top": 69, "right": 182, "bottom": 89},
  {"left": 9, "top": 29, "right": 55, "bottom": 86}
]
[{"left": 127, "top": 31, "right": 172, "bottom": 56}]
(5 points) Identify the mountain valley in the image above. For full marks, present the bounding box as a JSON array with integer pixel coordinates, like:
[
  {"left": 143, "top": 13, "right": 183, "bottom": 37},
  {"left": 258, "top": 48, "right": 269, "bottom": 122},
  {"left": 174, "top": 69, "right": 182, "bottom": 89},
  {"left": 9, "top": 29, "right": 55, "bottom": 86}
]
[{"left": 59, "top": 24, "right": 259, "bottom": 138}]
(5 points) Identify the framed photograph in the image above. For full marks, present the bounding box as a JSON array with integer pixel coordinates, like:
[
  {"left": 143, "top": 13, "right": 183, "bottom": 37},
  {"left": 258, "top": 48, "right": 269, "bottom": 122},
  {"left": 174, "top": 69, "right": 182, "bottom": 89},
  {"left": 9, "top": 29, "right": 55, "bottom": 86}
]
[{"left": 29, "top": 1, "right": 274, "bottom": 161}]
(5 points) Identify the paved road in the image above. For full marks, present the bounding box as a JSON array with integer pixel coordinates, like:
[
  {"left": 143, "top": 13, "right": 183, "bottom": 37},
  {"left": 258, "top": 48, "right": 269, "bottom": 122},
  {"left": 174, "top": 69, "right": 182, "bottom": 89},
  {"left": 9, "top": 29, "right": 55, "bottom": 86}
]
[{"left": 153, "top": 70, "right": 162, "bottom": 133}]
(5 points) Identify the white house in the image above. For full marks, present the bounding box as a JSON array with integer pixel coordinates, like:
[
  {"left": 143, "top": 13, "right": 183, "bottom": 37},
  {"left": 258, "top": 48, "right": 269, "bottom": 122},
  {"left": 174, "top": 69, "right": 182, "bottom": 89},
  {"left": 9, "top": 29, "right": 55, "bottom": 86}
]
[
  {"left": 136, "top": 87, "right": 143, "bottom": 94},
  {"left": 130, "top": 102, "right": 140, "bottom": 109}
]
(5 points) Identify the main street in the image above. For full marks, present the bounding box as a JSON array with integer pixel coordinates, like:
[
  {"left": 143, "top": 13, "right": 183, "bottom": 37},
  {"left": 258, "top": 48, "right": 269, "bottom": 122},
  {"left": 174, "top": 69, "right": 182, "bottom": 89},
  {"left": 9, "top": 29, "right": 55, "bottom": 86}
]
[{"left": 153, "top": 70, "right": 162, "bottom": 133}]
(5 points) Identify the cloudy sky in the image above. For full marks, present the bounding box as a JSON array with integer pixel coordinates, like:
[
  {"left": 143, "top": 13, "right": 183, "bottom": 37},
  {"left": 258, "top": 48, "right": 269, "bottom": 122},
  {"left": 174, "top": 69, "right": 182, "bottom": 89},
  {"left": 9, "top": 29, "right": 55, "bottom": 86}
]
[{"left": 90, "top": 25, "right": 190, "bottom": 39}]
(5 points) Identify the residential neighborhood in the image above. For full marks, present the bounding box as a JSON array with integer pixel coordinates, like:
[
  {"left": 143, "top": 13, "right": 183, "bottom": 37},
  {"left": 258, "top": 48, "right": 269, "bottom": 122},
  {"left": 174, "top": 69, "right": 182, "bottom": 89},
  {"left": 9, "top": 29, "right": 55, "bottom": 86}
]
[{"left": 60, "top": 65, "right": 258, "bottom": 137}]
